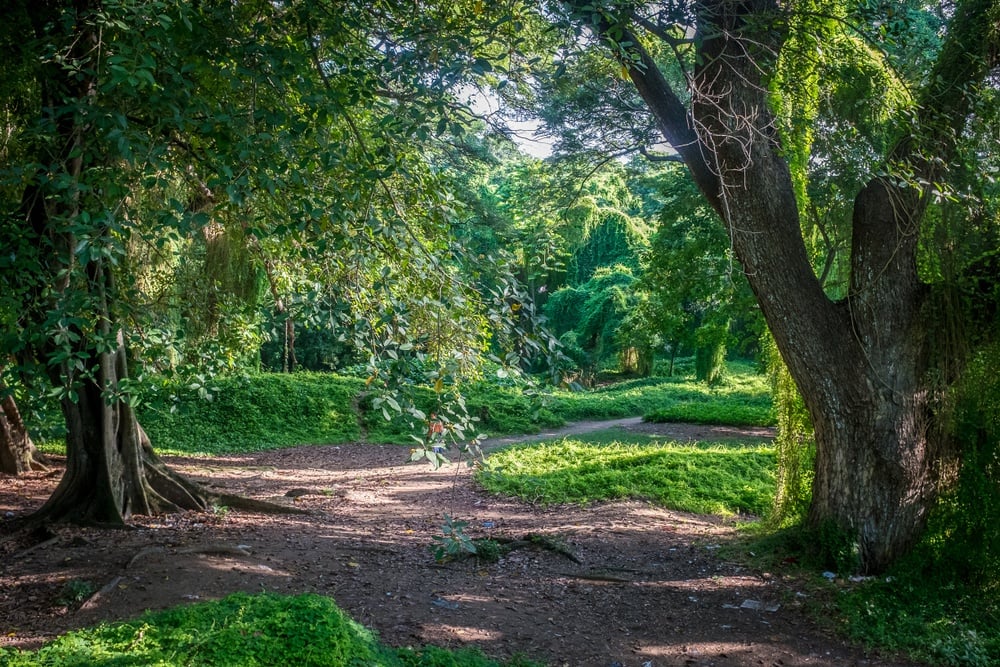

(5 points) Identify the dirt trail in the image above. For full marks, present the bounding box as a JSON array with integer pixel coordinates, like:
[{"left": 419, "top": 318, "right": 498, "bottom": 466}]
[
  {"left": 482, "top": 417, "right": 647, "bottom": 447},
  {"left": 0, "top": 420, "right": 914, "bottom": 667}
]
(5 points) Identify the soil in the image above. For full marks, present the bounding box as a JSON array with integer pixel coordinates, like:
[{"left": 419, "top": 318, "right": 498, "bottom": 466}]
[{"left": 0, "top": 420, "right": 918, "bottom": 667}]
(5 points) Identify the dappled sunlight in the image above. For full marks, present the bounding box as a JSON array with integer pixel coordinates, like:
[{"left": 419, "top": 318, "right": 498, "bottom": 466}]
[
  {"left": 631, "top": 574, "right": 770, "bottom": 595},
  {"left": 420, "top": 622, "right": 507, "bottom": 643}
]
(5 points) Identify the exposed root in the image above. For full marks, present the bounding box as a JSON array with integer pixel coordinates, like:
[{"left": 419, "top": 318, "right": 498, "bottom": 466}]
[
  {"left": 126, "top": 546, "right": 165, "bottom": 569},
  {"left": 79, "top": 576, "right": 123, "bottom": 611},
  {"left": 177, "top": 543, "right": 253, "bottom": 557},
  {"left": 213, "top": 493, "right": 311, "bottom": 515},
  {"left": 492, "top": 533, "right": 583, "bottom": 563}
]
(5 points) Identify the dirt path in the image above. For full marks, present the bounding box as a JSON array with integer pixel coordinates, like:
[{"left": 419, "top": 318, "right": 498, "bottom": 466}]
[
  {"left": 482, "top": 417, "right": 648, "bottom": 447},
  {"left": 0, "top": 421, "right": 915, "bottom": 667}
]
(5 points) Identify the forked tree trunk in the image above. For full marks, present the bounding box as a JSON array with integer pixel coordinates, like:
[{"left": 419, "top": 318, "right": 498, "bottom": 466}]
[
  {"left": 807, "top": 385, "right": 940, "bottom": 569},
  {"left": 582, "top": 0, "right": 1000, "bottom": 571},
  {"left": 33, "top": 327, "right": 213, "bottom": 524},
  {"left": 34, "top": 331, "right": 305, "bottom": 524}
]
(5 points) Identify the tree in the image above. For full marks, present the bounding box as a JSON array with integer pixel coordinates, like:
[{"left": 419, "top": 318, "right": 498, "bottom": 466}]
[
  {"left": 637, "top": 163, "right": 760, "bottom": 383},
  {"left": 549, "top": 0, "right": 1000, "bottom": 571},
  {"left": 0, "top": 0, "right": 521, "bottom": 523},
  {"left": 545, "top": 264, "right": 642, "bottom": 380}
]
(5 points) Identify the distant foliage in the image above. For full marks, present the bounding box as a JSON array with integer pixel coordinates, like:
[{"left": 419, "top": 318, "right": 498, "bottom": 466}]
[
  {"left": 543, "top": 266, "right": 640, "bottom": 379},
  {"left": 568, "top": 211, "right": 645, "bottom": 284}
]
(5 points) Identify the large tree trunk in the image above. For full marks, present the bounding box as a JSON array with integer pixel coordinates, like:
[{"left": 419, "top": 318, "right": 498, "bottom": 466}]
[
  {"left": 585, "top": 0, "right": 1000, "bottom": 571},
  {"left": 35, "top": 337, "right": 213, "bottom": 523}
]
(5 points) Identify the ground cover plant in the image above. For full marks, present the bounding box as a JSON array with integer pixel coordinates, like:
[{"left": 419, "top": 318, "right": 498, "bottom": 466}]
[
  {"left": 547, "top": 360, "right": 774, "bottom": 427},
  {"left": 139, "top": 373, "right": 366, "bottom": 455},
  {"left": 29, "top": 362, "right": 769, "bottom": 457},
  {"left": 838, "top": 567, "right": 998, "bottom": 667},
  {"left": 0, "top": 592, "right": 540, "bottom": 667},
  {"left": 476, "top": 430, "right": 777, "bottom": 516},
  {"left": 738, "top": 512, "right": 1000, "bottom": 667}
]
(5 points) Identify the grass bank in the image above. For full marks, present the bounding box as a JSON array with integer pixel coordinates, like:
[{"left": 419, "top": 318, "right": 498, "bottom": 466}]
[
  {"left": 0, "top": 592, "right": 540, "bottom": 667},
  {"left": 477, "top": 430, "right": 776, "bottom": 517}
]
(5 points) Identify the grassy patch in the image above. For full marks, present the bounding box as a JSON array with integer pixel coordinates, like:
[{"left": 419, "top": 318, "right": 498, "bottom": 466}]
[
  {"left": 477, "top": 434, "right": 776, "bottom": 516},
  {"left": 0, "top": 592, "right": 540, "bottom": 667},
  {"left": 37, "top": 362, "right": 772, "bottom": 455},
  {"left": 139, "top": 373, "right": 365, "bottom": 455},
  {"left": 546, "top": 364, "right": 774, "bottom": 427}
]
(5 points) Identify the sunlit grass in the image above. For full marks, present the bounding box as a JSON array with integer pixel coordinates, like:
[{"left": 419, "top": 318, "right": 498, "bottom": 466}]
[
  {"left": 477, "top": 433, "right": 776, "bottom": 516},
  {"left": 546, "top": 363, "right": 774, "bottom": 427},
  {"left": 0, "top": 592, "right": 541, "bottom": 667}
]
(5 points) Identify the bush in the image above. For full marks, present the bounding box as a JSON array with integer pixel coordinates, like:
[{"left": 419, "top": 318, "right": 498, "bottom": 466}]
[{"left": 140, "top": 373, "right": 364, "bottom": 455}]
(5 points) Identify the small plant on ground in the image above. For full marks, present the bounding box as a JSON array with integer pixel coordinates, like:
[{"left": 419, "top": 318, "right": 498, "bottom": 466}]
[
  {"left": 56, "top": 579, "right": 96, "bottom": 608},
  {"left": 430, "top": 514, "right": 478, "bottom": 562},
  {"left": 471, "top": 538, "right": 505, "bottom": 563}
]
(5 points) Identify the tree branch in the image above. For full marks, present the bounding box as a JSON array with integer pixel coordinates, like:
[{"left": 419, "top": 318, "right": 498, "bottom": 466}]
[{"left": 638, "top": 145, "right": 684, "bottom": 162}]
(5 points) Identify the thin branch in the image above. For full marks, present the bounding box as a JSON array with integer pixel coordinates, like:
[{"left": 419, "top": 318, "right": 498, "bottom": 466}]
[{"left": 639, "top": 145, "right": 684, "bottom": 162}]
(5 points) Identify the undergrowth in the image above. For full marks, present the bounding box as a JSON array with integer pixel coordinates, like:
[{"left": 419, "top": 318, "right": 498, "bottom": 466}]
[
  {"left": 33, "top": 361, "right": 770, "bottom": 456},
  {"left": 0, "top": 592, "right": 541, "bottom": 667},
  {"left": 548, "top": 362, "right": 774, "bottom": 427},
  {"left": 139, "top": 373, "right": 364, "bottom": 454}
]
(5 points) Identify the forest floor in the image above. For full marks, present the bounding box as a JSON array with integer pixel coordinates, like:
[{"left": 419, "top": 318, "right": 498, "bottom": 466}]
[{"left": 0, "top": 420, "right": 919, "bottom": 667}]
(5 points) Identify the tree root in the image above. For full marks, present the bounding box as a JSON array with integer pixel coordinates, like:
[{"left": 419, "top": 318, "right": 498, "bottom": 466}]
[
  {"left": 79, "top": 576, "right": 123, "bottom": 611},
  {"left": 555, "top": 571, "right": 631, "bottom": 582},
  {"left": 492, "top": 533, "right": 582, "bottom": 563},
  {"left": 177, "top": 542, "right": 253, "bottom": 557},
  {"left": 213, "top": 493, "right": 311, "bottom": 515}
]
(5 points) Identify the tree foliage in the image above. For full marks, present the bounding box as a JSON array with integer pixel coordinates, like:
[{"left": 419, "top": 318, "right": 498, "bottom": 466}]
[{"left": 0, "top": 0, "right": 558, "bottom": 520}]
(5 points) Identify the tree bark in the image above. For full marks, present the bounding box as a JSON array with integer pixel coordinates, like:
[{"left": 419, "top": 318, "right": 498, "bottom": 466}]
[
  {"left": 0, "top": 390, "right": 47, "bottom": 476},
  {"left": 584, "top": 0, "right": 1000, "bottom": 570}
]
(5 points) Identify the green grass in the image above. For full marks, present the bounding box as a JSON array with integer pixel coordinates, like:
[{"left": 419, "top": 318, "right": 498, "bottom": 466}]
[
  {"left": 34, "top": 361, "right": 771, "bottom": 456},
  {"left": 136, "top": 374, "right": 565, "bottom": 455},
  {"left": 0, "top": 592, "right": 541, "bottom": 667},
  {"left": 476, "top": 433, "right": 777, "bottom": 516},
  {"left": 546, "top": 362, "right": 774, "bottom": 427},
  {"left": 139, "top": 373, "right": 366, "bottom": 455}
]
